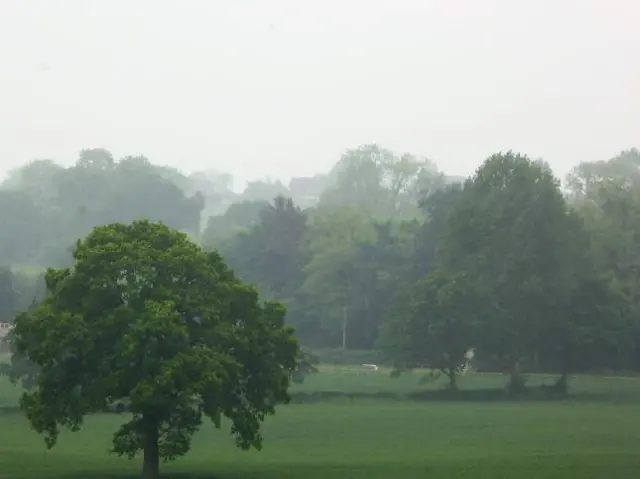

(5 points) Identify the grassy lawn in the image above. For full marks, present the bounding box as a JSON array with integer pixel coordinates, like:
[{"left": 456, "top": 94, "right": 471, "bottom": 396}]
[
  {"left": 292, "top": 365, "right": 640, "bottom": 403},
  {"left": 2, "top": 368, "right": 640, "bottom": 478},
  {"left": 2, "top": 403, "right": 640, "bottom": 479}
]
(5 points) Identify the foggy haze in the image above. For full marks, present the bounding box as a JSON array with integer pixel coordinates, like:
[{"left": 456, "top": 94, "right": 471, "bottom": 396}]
[{"left": 0, "top": 0, "right": 637, "bottom": 190}]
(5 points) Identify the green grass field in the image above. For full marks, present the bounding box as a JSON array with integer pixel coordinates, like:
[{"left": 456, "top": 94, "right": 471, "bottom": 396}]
[{"left": 2, "top": 367, "right": 640, "bottom": 478}]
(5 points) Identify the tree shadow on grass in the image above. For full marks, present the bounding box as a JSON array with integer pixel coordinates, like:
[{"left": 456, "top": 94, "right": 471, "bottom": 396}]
[
  {"left": 288, "top": 384, "right": 640, "bottom": 404},
  {"left": 289, "top": 387, "right": 572, "bottom": 404}
]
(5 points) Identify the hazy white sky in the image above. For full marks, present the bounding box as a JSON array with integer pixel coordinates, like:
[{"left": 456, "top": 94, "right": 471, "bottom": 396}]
[{"left": 0, "top": 0, "right": 638, "bottom": 190}]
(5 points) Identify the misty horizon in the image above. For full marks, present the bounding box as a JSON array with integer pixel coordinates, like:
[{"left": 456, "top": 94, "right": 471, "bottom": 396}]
[{"left": 1, "top": 0, "right": 638, "bottom": 189}]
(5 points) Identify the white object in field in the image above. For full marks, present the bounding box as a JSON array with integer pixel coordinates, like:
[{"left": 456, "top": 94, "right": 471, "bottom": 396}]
[
  {"left": 456, "top": 361, "right": 469, "bottom": 375},
  {"left": 362, "top": 364, "right": 379, "bottom": 371},
  {"left": 464, "top": 348, "right": 475, "bottom": 360}
]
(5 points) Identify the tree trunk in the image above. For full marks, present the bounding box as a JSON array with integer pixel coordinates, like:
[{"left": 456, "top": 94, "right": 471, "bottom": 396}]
[
  {"left": 556, "top": 353, "right": 570, "bottom": 394},
  {"left": 341, "top": 304, "right": 347, "bottom": 350},
  {"left": 142, "top": 424, "right": 160, "bottom": 479},
  {"left": 508, "top": 359, "right": 526, "bottom": 395},
  {"left": 557, "top": 370, "right": 569, "bottom": 390},
  {"left": 363, "top": 297, "right": 372, "bottom": 348},
  {"left": 510, "top": 359, "right": 520, "bottom": 379},
  {"left": 447, "top": 369, "right": 458, "bottom": 391}
]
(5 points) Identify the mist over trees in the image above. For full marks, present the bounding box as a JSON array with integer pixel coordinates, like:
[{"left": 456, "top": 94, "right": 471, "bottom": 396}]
[
  {"left": 1, "top": 150, "right": 202, "bottom": 268},
  {"left": 2, "top": 145, "right": 640, "bottom": 378}
]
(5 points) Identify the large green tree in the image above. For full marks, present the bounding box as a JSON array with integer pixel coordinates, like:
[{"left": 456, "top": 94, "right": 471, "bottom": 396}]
[
  {"left": 439, "top": 152, "right": 581, "bottom": 385},
  {"left": 9, "top": 221, "right": 299, "bottom": 479},
  {"left": 300, "top": 205, "right": 376, "bottom": 348},
  {"left": 410, "top": 183, "right": 464, "bottom": 279},
  {"left": 379, "top": 269, "right": 489, "bottom": 390},
  {"left": 346, "top": 220, "right": 420, "bottom": 349},
  {"left": 565, "top": 149, "right": 640, "bottom": 369},
  {"left": 217, "top": 196, "right": 308, "bottom": 300}
]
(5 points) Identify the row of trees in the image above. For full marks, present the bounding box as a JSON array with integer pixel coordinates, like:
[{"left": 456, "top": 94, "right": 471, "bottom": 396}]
[
  {"left": 207, "top": 145, "right": 451, "bottom": 348},
  {"left": 0, "top": 148, "right": 325, "bottom": 269},
  {"left": 208, "top": 147, "right": 640, "bottom": 389},
  {"left": 3, "top": 144, "right": 640, "bottom": 380},
  {"left": 1, "top": 149, "right": 205, "bottom": 267}
]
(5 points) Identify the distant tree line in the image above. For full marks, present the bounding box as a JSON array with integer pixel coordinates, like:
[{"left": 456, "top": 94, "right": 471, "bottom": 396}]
[
  {"left": 2, "top": 144, "right": 640, "bottom": 384},
  {"left": 0, "top": 148, "right": 329, "bottom": 312},
  {"left": 0, "top": 148, "right": 328, "bottom": 271},
  {"left": 207, "top": 146, "right": 640, "bottom": 389}
]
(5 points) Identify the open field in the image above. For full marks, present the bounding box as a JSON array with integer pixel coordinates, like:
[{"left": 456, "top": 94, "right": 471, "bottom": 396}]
[
  {"left": 2, "top": 403, "right": 640, "bottom": 479},
  {"left": 2, "top": 368, "right": 640, "bottom": 478},
  {"left": 291, "top": 365, "right": 640, "bottom": 403},
  {"left": 5, "top": 365, "right": 640, "bottom": 408}
]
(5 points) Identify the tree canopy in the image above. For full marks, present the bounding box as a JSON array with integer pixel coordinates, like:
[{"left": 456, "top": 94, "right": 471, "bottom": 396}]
[
  {"left": 1, "top": 153, "right": 204, "bottom": 267},
  {"left": 379, "top": 269, "right": 490, "bottom": 390}
]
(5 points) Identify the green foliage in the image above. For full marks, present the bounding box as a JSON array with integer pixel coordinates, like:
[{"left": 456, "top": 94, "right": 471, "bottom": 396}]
[
  {"left": 412, "top": 183, "right": 463, "bottom": 278},
  {"left": 0, "top": 190, "right": 45, "bottom": 265},
  {"left": 200, "top": 144, "right": 640, "bottom": 377},
  {"left": 0, "top": 152, "right": 205, "bottom": 268},
  {"left": 0, "top": 266, "right": 16, "bottom": 320},
  {"left": 218, "top": 195, "right": 308, "bottom": 301},
  {"left": 1, "top": 298, "right": 40, "bottom": 388},
  {"left": 202, "top": 199, "right": 270, "bottom": 248},
  {"left": 1, "top": 352, "right": 38, "bottom": 390},
  {"left": 300, "top": 205, "right": 376, "bottom": 348},
  {"left": 380, "top": 269, "right": 490, "bottom": 390},
  {"left": 9, "top": 220, "right": 299, "bottom": 478},
  {"left": 436, "top": 152, "right": 583, "bottom": 380},
  {"left": 565, "top": 148, "right": 640, "bottom": 203},
  {"left": 320, "top": 144, "right": 446, "bottom": 220},
  {"left": 290, "top": 349, "right": 319, "bottom": 384},
  {"left": 5, "top": 141, "right": 640, "bottom": 399}
]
